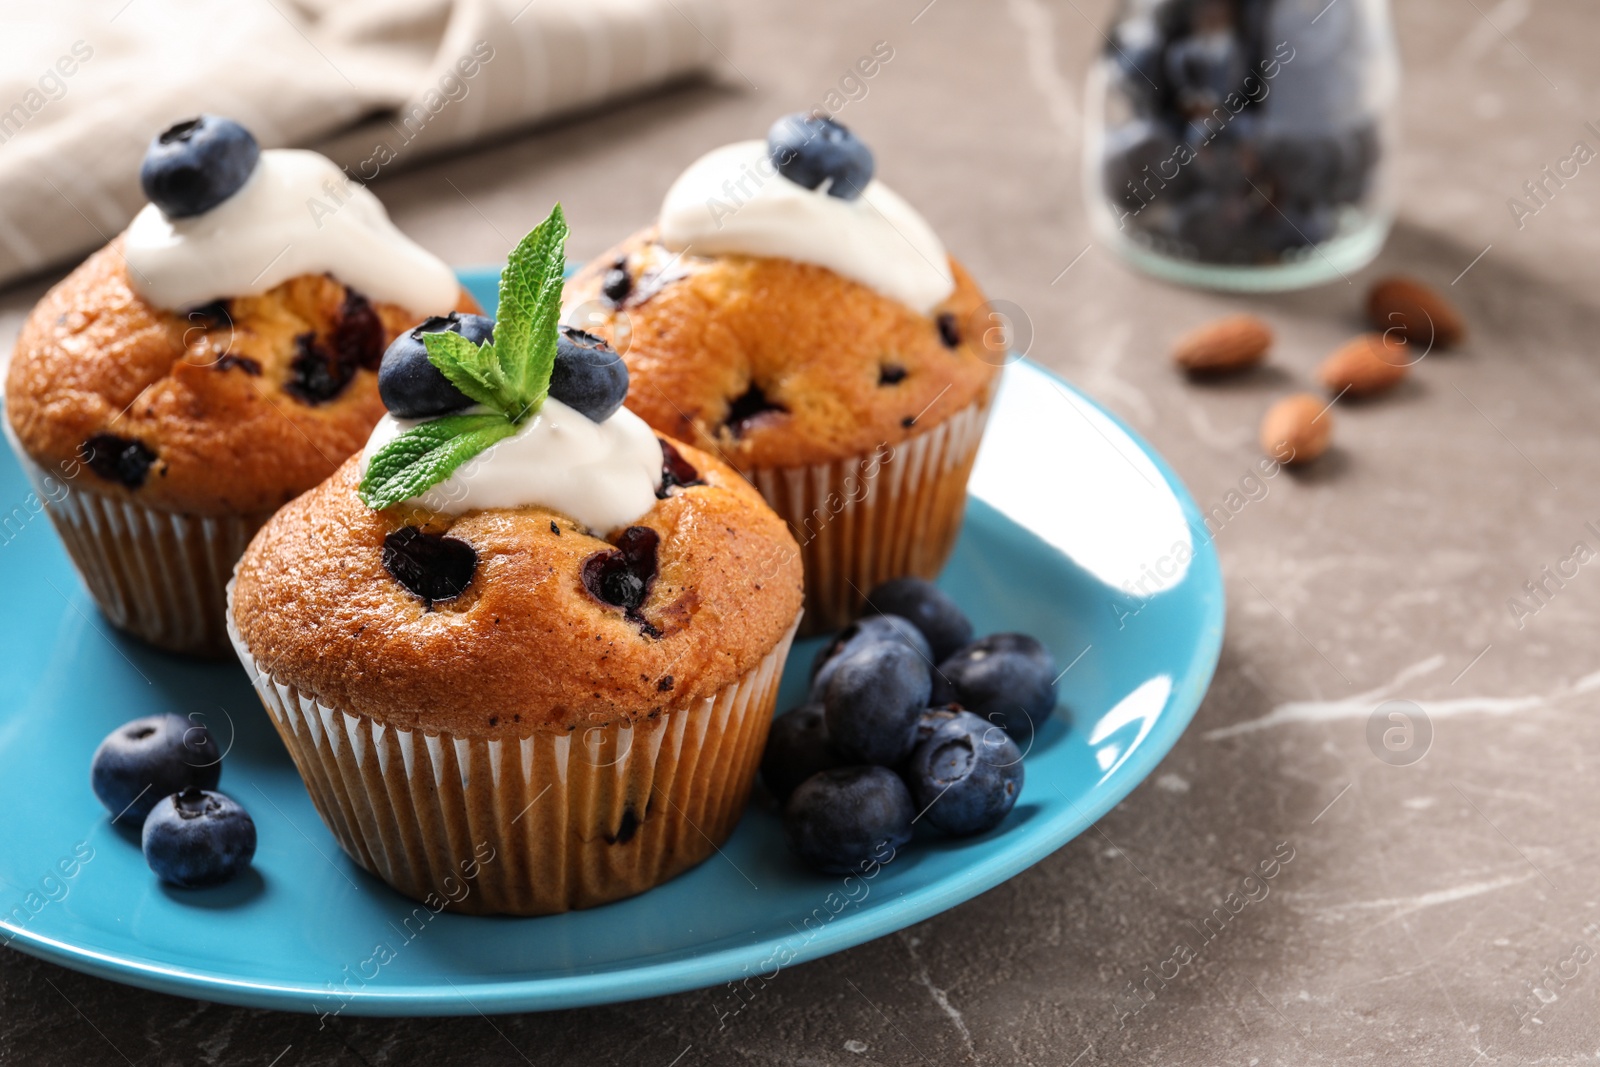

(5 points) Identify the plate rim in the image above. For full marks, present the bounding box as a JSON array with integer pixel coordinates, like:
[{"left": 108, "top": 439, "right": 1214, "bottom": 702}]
[{"left": 0, "top": 267, "right": 1225, "bottom": 1014}]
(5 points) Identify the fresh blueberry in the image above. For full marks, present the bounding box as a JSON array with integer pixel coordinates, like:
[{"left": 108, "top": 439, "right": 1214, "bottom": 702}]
[
  {"left": 905, "top": 711, "right": 1024, "bottom": 836},
  {"left": 1184, "top": 108, "right": 1263, "bottom": 162},
  {"left": 1105, "top": 17, "right": 1169, "bottom": 117},
  {"left": 549, "top": 326, "right": 629, "bottom": 422},
  {"left": 932, "top": 633, "right": 1058, "bottom": 736},
  {"left": 1328, "top": 123, "right": 1380, "bottom": 204},
  {"left": 1163, "top": 31, "right": 1247, "bottom": 116},
  {"left": 1283, "top": 204, "right": 1338, "bottom": 249},
  {"left": 824, "top": 643, "right": 931, "bottom": 766},
  {"left": 139, "top": 116, "right": 260, "bottom": 219},
  {"left": 444, "top": 311, "right": 495, "bottom": 345},
  {"left": 809, "top": 614, "right": 933, "bottom": 701},
  {"left": 376, "top": 313, "right": 492, "bottom": 419},
  {"left": 783, "top": 766, "right": 914, "bottom": 874},
  {"left": 761, "top": 704, "right": 847, "bottom": 804},
  {"left": 1101, "top": 119, "right": 1190, "bottom": 212},
  {"left": 141, "top": 788, "right": 257, "bottom": 888},
  {"left": 90, "top": 714, "right": 222, "bottom": 823},
  {"left": 767, "top": 112, "right": 875, "bottom": 200},
  {"left": 1259, "top": 134, "right": 1342, "bottom": 207},
  {"left": 1243, "top": 203, "right": 1334, "bottom": 259},
  {"left": 862, "top": 577, "right": 973, "bottom": 661},
  {"left": 910, "top": 705, "right": 962, "bottom": 749},
  {"left": 1183, "top": 132, "right": 1256, "bottom": 202},
  {"left": 1171, "top": 190, "right": 1255, "bottom": 265}
]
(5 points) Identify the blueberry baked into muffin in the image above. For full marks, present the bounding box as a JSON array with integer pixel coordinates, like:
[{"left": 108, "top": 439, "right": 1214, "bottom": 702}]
[
  {"left": 4, "top": 116, "right": 475, "bottom": 656},
  {"left": 564, "top": 114, "right": 1003, "bottom": 632},
  {"left": 229, "top": 208, "right": 804, "bottom": 915}
]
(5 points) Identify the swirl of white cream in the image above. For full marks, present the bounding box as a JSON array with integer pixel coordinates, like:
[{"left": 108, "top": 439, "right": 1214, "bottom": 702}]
[
  {"left": 658, "top": 140, "right": 954, "bottom": 314},
  {"left": 360, "top": 400, "right": 665, "bottom": 533},
  {"left": 124, "top": 149, "right": 459, "bottom": 315}
]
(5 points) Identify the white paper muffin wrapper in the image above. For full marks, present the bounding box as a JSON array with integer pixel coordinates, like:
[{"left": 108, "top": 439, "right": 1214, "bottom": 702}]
[
  {"left": 5, "top": 419, "right": 266, "bottom": 657},
  {"left": 750, "top": 384, "right": 995, "bottom": 634},
  {"left": 227, "top": 598, "right": 799, "bottom": 916}
]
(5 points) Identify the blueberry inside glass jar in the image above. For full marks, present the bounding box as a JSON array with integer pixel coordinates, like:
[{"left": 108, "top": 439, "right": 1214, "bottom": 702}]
[{"left": 1084, "top": 0, "right": 1399, "bottom": 290}]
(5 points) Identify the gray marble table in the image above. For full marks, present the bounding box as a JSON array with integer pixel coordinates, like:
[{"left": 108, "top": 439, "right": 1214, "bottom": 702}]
[{"left": 4, "top": 1, "right": 1599, "bottom": 1063}]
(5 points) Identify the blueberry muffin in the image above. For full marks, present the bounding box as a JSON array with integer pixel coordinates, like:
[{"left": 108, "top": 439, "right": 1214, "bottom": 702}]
[
  {"left": 228, "top": 208, "right": 804, "bottom": 914},
  {"left": 565, "top": 114, "right": 1004, "bottom": 631},
  {"left": 4, "top": 117, "right": 474, "bottom": 655}
]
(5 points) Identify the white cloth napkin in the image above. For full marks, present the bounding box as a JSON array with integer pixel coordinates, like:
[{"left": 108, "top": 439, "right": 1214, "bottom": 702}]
[{"left": 0, "top": 0, "right": 727, "bottom": 288}]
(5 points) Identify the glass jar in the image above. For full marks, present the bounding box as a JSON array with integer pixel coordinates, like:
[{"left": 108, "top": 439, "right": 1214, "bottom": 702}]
[{"left": 1084, "top": 0, "right": 1400, "bottom": 291}]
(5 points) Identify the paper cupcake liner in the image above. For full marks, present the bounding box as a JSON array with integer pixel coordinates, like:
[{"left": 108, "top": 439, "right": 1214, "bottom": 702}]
[
  {"left": 227, "top": 601, "right": 799, "bottom": 916},
  {"left": 5, "top": 421, "right": 266, "bottom": 657},
  {"left": 750, "top": 385, "right": 995, "bottom": 635}
]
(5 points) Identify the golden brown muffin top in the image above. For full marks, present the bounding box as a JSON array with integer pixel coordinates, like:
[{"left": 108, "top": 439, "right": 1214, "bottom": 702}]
[
  {"left": 230, "top": 440, "right": 803, "bottom": 736},
  {"left": 563, "top": 230, "right": 1002, "bottom": 470},
  {"left": 5, "top": 238, "right": 478, "bottom": 516}
]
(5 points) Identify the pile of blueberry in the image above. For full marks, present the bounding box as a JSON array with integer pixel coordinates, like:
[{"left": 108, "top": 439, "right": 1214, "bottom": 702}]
[
  {"left": 90, "top": 715, "right": 256, "bottom": 888},
  {"left": 378, "top": 314, "right": 629, "bottom": 424},
  {"left": 762, "top": 578, "right": 1059, "bottom": 874},
  {"left": 1099, "top": 0, "right": 1380, "bottom": 265}
]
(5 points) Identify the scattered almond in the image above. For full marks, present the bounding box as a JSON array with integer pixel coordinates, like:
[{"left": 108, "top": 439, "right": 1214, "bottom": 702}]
[
  {"left": 1260, "top": 394, "right": 1333, "bottom": 465},
  {"left": 1171, "top": 314, "right": 1273, "bottom": 374},
  {"left": 1366, "top": 276, "right": 1465, "bottom": 348},
  {"left": 1317, "top": 333, "right": 1410, "bottom": 397}
]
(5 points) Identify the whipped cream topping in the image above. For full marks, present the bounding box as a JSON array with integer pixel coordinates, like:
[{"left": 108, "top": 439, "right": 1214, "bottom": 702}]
[
  {"left": 658, "top": 140, "right": 954, "bottom": 314},
  {"left": 360, "top": 400, "right": 665, "bottom": 533},
  {"left": 124, "top": 149, "right": 459, "bottom": 315}
]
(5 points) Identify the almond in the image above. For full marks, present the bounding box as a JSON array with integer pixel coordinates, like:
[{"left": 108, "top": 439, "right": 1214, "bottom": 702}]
[
  {"left": 1317, "top": 333, "right": 1410, "bottom": 397},
  {"left": 1260, "top": 394, "right": 1332, "bottom": 465},
  {"left": 1367, "top": 276, "right": 1465, "bottom": 348},
  {"left": 1171, "top": 314, "right": 1273, "bottom": 374}
]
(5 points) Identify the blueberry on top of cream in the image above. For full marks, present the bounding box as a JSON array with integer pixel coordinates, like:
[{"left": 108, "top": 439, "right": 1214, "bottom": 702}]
[
  {"left": 377, "top": 313, "right": 494, "bottom": 420},
  {"left": 549, "top": 326, "right": 629, "bottom": 423},
  {"left": 657, "top": 118, "right": 953, "bottom": 314},
  {"left": 767, "top": 112, "right": 875, "bottom": 200},
  {"left": 124, "top": 117, "right": 457, "bottom": 316},
  {"left": 140, "top": 116, "right": 261, "bottom": 219}
]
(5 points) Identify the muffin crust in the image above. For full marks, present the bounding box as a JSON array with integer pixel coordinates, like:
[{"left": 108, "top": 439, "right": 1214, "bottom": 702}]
[
  {"left": 564, "top": 230, "right": 1002, "bottom": 470},
  {"left": 6, "top": 238, "right": 478, "bottom": 516},
  {"left": 230, "top": 439, "right": 804, "bottom": 736}
]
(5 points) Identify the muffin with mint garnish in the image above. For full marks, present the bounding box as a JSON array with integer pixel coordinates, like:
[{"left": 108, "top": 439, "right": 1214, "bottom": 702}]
[
  {"left": 228, "top": 206, "right": 804, "bottom": 915},
  {"left": 4, "top": 115, "right": 476, "bottom": 656},
  {"left": 565, "top": 113, "right": 1004, "bottom": 632}
]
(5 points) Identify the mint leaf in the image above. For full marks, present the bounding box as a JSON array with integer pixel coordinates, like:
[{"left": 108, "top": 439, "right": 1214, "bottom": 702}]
[
  {"left": 358, "top": 413, "right": 517, "bottom": 510},
  {"left": 422, "top": 330, "right": 514, "bottom": 411},
  {"left": 491, "top": 203, "right": 568, "bottom": 419}
]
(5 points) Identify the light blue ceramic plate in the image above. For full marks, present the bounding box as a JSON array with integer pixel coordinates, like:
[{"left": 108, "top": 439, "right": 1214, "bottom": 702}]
[{"left": 0, "top": 267, "right": 1223, "bottom": 1015}]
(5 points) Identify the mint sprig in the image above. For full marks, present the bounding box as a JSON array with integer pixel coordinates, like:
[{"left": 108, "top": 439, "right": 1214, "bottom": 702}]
[{"left": 359, "top": 204, "right": 570, "bottom": 510}]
